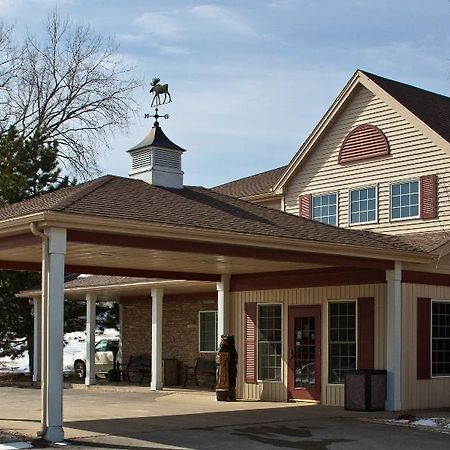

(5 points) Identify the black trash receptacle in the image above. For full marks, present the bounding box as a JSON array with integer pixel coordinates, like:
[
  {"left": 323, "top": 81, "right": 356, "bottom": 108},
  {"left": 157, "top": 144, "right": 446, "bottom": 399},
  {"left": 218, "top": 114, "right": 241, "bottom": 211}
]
[{"left": 344, "top": 370, "right": 386, "bottom": 411}]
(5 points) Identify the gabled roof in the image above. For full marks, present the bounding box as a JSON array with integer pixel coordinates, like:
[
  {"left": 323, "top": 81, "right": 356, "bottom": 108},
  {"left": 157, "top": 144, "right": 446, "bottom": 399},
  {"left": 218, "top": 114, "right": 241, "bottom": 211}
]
[
  {"left": 273, "top": 70, "right": 450, "bottom": 192},
  {"left": 0, "top": 174, "right": 428, "bottom": 257},
  {"left": 212, "top": 166, "right": 286, "bottom": 198},
  {"left": 362, "top": 71, "right": 450, "bottom": 143}
]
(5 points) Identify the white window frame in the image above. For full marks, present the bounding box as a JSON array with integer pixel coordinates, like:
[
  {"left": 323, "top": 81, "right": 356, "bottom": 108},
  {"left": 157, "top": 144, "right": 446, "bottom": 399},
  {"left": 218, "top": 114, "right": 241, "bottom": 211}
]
[
  {"left": 257, "top": 303, "right": 283, "bottom": 383},
  {"left": 198, "top": 310, "right": 217, "bottom": 353},
  {"left": 327, "top": 299, "right": 358, "bottom": 385},
  {"left": 349, "top": 185, "right": 378, "bottom": 226},
  {"left": 431, "top": 299, "right": 450, "bottom": 379},
  {"left": 312, "top": 191, "right": 339, "bottom": 226},
  {"left": 390, "top": 179, "right": 420, "bottom": 222}
]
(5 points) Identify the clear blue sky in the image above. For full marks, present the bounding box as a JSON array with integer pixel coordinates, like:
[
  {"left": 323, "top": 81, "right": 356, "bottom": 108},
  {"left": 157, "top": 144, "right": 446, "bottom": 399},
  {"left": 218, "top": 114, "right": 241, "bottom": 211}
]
[{"left": 2, "top": 0, "right": 449, "bottom": 187}]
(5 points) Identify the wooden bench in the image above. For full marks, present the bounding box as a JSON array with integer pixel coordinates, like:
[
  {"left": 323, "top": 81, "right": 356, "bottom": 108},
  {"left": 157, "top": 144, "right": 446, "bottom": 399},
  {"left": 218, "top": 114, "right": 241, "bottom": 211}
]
[{"left": 184, "top": 358, "right": 216, "bottom": 389}]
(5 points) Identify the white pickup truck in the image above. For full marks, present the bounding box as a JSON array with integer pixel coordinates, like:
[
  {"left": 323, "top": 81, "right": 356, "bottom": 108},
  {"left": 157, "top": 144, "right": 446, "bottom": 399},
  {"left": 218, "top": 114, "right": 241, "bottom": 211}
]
[{"left": 73, "top": 337, "right": 121, "bottom": 379}]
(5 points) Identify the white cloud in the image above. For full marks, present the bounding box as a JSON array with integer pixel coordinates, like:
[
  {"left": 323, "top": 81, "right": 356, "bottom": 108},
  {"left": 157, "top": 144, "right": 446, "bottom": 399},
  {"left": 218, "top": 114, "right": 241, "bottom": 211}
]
[
  {"left": 0, "top": 0, "right": 18, "bottom": 14},
  {"left": 189, "top": 4, "right": 258, "bottom": 37},
  {"left": 133, "top": 12, "right": 183, "bottom": 41},
  {"left": 266, "top": 0, "right": 298, "bottom": 11}
]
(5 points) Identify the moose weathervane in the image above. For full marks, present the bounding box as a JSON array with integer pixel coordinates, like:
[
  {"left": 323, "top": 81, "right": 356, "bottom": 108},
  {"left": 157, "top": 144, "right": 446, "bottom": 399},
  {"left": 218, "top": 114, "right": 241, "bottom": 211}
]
[{"left": 150, "top": 78, "right": 172, "bottom": 107}]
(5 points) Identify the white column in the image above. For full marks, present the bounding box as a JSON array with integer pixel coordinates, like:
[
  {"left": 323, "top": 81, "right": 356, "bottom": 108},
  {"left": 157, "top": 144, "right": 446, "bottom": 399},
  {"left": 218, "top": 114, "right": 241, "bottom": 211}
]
[
  {"left": 217, "top": 274, "right": 230, "bottom": 347},
  {"left": 385, "top": 261, "right": 402, "bottom": 411},
  {"left": 40, "top": 236, "right": 48, "bottom": 438},
  {"left": 33, "top": 296, "right": 41, "bottom": 383},
  {"left": 119, "top": 302, "right": 124, "bottom": 360},
  {"left": 150, "top": 288, "right": 163, "bottom": 390},
  {"left": 85, "top": 293, "right": 97, "bottom": 386},
  {"left": 43, "top": 227, "right": 66, "bottom": 443}
]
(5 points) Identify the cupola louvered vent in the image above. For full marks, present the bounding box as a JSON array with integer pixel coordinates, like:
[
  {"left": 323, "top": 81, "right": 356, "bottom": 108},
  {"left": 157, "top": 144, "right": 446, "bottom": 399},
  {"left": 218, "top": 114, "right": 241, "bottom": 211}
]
[
  {"left": 155, "top": 149, "right": 181, "bottom": 169},
  {"left": 128, "top": 121, "right": 186, "bottom": 188},
  {"left": 131, "top": 149, "right": 152, "bottom": 170}
]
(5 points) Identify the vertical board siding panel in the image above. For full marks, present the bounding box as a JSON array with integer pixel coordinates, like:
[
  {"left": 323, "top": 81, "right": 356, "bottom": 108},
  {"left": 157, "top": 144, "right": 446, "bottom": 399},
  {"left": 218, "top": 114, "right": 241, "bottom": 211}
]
[
  {"left": 235, "top": 284, "right": 389, "bottom": 406},
  {"left": 401, "top": 283, "right": 450, "bottom": 410}
]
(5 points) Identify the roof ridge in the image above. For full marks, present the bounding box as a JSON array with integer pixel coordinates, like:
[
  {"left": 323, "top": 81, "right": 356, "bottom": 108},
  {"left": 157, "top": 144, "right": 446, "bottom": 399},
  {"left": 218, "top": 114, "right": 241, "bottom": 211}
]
[
  {"left": 52, "top": 175, "right": 116, "bottom": 211},
  {"left": 213, "top": 165, "right": 287, "bottom": 189}
]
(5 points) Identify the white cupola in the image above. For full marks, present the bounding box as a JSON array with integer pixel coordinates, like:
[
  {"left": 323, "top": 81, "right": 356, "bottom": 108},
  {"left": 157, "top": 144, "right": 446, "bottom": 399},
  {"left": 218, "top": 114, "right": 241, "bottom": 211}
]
[{"left": 128, "top": 119, "right": 186, "bottom": 189}]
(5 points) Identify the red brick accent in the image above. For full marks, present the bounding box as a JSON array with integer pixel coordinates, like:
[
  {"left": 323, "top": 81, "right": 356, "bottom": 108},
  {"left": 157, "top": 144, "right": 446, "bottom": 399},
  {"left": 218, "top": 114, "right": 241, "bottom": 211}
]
[{"left": 121, "top": 293, "right": 217, "bottom": 384}]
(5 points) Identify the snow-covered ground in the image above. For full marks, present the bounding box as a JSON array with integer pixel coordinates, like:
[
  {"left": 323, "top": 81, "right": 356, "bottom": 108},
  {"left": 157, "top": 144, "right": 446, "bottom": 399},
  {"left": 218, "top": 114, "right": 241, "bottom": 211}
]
[{"left": 0, "top": 328, "right": 119, "bottom": 374}]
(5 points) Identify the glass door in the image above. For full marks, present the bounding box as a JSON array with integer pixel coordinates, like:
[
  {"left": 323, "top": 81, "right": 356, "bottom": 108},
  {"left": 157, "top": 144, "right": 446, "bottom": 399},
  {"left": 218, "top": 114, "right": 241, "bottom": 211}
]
[{"left": 288, "top": 306, "right": 321, "bottom": 400}]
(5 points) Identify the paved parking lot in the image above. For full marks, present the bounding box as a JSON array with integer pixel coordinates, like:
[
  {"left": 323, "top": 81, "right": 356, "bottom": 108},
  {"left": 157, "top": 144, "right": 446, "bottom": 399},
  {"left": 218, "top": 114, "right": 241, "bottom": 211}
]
[{"left": 1, "top": 386, "right": 450, "bottom": 449}]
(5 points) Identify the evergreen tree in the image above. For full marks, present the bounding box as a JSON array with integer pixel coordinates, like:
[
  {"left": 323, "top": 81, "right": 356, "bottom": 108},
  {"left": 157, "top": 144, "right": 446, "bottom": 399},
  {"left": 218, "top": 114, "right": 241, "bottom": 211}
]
[{"left": 0, "top": 126, "right": 71, "bottom": 371}]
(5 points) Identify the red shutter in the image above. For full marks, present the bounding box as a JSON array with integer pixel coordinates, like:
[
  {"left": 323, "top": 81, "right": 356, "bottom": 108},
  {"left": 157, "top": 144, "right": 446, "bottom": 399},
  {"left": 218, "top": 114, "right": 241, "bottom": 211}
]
[
  {"left": 244, "top": 303, "right": 257, "bottom": 384},
  {"left": 417, "top": 297, "right": 431, "bottom": 380},
  {"left": 299, "top": 194, "right": 312, "bottom": 219},
  {"left": 420, "top": 175, "right": 437, "bottom": 219},
  {"left": 357, "top": 297, "right": 374, "bottom": 370}
]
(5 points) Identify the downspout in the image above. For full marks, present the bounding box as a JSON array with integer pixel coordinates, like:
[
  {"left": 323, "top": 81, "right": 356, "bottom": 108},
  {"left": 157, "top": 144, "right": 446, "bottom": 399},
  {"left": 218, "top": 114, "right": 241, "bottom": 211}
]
[{"left": 30, "top": 223, "right": 48, "bottom": 436}]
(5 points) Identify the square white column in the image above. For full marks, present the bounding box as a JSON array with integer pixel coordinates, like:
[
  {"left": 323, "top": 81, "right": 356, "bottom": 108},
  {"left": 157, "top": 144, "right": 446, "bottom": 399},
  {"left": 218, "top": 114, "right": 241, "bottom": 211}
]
[
  {"left": 385, "top": 262, "right": 402, "bottom": 411},
  {"left": 85, "top": 293, "right": 97, "bottom": 386},
  {"left": 217, "top": 274, "right": 230, "bottom": 347},
  {"left": 33, "top": 296, "right": 41, "bottom": 383},
  {"left": 43, "top": 227, "right": 66, "bottom": 443},
  {"left": 151, "top": 288, "right": 163, "bottom": 390}
]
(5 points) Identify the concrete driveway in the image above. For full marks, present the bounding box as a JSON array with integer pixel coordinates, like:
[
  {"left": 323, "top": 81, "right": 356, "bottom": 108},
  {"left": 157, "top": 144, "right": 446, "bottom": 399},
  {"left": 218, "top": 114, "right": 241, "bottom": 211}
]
[{"left": 1, "top": 386, "right": 449, "bottom": 449}]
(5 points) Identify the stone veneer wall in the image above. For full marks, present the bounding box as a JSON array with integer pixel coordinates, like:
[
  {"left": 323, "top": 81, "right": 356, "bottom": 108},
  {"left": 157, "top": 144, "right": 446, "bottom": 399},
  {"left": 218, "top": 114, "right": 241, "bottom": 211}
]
[{"left": 120, "top": 292, "right": 217, "bottom": 384}]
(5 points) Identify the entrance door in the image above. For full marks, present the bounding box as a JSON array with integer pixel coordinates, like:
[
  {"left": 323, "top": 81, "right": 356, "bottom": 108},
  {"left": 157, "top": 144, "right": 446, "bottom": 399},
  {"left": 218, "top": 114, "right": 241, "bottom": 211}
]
[{"left": 288, "top": 306, "right": 321, "bottom": 400}]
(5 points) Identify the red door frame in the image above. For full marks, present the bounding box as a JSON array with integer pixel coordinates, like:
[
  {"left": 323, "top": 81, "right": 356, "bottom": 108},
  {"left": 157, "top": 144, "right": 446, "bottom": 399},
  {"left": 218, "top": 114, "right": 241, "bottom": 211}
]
[{"left": 288, "top": 305, "right": 321, "bottom": 400}]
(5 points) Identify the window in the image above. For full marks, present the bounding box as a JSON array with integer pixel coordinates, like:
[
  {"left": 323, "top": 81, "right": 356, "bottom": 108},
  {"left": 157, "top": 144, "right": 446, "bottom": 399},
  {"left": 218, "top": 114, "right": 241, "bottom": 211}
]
[
  {"left": 350, "top": 186, "right": 377, "bottom": 224},
  {"left": 313, "top": 193, "right": 337, "bottom": 225},
  {"left": 328, "top": 302, "right": 356, "bottom": 383},
  {"left": 391, "top": 180, "right": 419, "bottom": 220},
  {"left": 258, "top": 304, "right": 282, "bottom": 381},
  {"left": 199, "top": 311, "right": 217, "bottom": 352},
  {"left": 95, "top": 340, "right": 109, "bottom": 352},
  {"left": 432, "top": 301, "right": 450, "bottom": 377}
]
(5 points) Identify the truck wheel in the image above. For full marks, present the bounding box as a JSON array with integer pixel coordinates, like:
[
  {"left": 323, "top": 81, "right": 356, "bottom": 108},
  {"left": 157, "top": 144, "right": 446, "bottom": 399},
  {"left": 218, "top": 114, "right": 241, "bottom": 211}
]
[{"left": 74, "top": 361, "right": 86, "bottom": 379}]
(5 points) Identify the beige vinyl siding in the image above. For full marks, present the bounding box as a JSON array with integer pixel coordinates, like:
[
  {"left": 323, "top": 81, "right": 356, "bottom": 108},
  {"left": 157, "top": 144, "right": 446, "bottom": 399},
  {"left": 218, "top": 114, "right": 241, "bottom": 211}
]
[
  {"left": 283, "top": 85, "right": 450, "bottom": 234},
  {"left": 402, "top": 283, "right": 450, "bottom": 410},
  {"left": 230, "top": 284, "right": 386, "bottom": 405},
  {"left": 252, "top": 197, "right": 282, "bottom": 210}
]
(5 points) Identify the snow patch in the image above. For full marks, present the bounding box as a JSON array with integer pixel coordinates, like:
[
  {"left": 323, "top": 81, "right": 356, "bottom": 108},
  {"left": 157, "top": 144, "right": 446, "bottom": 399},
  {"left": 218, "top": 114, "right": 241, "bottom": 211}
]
[
  {"left": 0, "top": 329, "right": 119, "bottom": 374},
  {"left": 0, "top": 442, "right": 33, "bottom": 449},
  {"left": 412, "top": 418, "right": 438, "bottom": 427}
]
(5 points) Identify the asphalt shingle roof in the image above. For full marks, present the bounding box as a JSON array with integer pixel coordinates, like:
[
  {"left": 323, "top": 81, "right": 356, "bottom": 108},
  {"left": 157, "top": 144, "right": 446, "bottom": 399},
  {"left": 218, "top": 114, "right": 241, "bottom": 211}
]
[
  {"left": 0, "top": 175, "right": 427, "bottom": 255},
  {"left": 363, "top": 71, "right": 450, "bottom": 143},
  {"left": 212, "top": 166, "right": 287, "bottom": 198}
]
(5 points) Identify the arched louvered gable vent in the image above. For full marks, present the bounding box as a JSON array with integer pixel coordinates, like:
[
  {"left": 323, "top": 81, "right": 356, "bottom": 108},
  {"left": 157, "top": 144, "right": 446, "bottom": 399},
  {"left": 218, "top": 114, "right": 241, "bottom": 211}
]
[{"left": 338, "top": 124, "right": 390, "bottom": 164}]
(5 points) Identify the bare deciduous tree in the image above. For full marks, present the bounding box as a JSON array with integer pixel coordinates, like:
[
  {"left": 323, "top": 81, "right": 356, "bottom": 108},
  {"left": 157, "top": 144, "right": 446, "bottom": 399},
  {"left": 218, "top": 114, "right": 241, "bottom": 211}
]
[{"left": 0, "top": 11, "right": 140, "bottom": 177}]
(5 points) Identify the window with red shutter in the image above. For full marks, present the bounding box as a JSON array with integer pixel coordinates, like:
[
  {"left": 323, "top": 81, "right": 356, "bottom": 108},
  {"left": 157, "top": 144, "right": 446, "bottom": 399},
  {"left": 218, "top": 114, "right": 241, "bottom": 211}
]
[
  {"left": 357, "top": 297, "right": 375, "bottom": 370},
  {"left": 299, "top": 194, "right": 312, "bottom": 219},
  {"left": 420, "top": 175, "right": 437, "bottom": 219},
  {"left": 244, "top": 303, "right": 257, "bottom": 384},
  {"left": 417, "top": 297, "right": 431, "bottom": 380}
]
